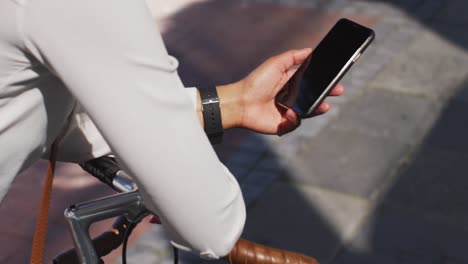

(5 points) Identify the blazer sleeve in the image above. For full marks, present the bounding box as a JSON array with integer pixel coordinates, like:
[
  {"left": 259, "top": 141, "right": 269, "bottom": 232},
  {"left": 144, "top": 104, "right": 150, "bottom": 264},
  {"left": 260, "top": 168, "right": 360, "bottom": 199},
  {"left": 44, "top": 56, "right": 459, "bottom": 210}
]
[{"left": 22, "top": 0, "right": 245, "bottom": 259}]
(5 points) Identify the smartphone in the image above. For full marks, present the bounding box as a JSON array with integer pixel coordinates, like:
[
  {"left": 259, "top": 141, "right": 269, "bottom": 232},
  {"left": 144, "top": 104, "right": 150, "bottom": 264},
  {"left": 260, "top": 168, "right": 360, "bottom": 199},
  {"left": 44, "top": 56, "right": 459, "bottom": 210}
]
[{"left": 276, "top": 18, "right": 375, "bottom": 117}]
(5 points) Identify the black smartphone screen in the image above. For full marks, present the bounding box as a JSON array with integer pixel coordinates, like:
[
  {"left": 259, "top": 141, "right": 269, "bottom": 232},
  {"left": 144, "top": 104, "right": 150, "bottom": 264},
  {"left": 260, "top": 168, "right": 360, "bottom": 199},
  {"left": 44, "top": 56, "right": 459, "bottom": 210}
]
[{"left": 277, "top": 19, "right": 374, "bottom": 116}]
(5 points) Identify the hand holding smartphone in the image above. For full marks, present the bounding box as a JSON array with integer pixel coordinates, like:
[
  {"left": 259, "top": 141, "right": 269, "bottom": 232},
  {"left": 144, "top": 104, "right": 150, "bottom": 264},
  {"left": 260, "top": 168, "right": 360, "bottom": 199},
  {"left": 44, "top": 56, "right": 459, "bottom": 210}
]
[{"left": 276, "top": 18, "right": 375, "bottom": 117}]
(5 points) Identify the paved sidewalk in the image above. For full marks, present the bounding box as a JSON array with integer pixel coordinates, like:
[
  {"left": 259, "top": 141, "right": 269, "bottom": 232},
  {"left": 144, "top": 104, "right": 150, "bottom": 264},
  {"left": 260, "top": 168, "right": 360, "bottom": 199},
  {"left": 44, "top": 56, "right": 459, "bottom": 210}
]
[
  {"left": 126, "top": 0, "right": 468, "bottom": 263},
  {"left": 242, "top": 1, "right": 468, "bottom": 264},
  {"left": 2, "top": 0, "right": 468, "bottom": 263}
]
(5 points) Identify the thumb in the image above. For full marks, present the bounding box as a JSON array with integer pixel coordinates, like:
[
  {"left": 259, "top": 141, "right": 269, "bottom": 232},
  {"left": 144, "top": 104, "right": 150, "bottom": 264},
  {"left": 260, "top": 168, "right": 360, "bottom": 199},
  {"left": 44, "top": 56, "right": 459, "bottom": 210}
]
[
  {"left": 292, "top": 48, "right": 312, "bottom": 65},
  {"left": 274, "top": 48, "right": 312, "bottom": 73}
]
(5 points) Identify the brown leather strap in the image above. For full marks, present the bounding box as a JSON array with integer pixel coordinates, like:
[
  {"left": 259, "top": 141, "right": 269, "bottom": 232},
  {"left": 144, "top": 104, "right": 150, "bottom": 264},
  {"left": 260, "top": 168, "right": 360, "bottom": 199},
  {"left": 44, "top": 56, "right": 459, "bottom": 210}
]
[
  {"left": 224, "top": 239, "right": 319, "bottom": 264},
  {"left": 30, "top": 140, "right": 59, "bottom": 264}
]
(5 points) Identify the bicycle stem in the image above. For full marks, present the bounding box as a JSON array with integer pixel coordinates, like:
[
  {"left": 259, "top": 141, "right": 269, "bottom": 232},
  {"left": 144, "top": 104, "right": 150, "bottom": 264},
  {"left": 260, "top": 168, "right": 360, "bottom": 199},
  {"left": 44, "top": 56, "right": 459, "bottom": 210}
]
[{"left": 64, "top": 191, "right": 148, "bottom": 263}]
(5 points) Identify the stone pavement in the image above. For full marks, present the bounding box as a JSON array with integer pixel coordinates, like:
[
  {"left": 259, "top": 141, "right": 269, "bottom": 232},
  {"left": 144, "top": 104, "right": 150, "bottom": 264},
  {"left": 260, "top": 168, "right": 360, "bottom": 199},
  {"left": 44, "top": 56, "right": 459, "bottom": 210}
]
[
  {"left": 243, "top": 0, "right": 468, "bottom": 263},
  {"left": 1, "top": 0, "right": 468, "bottom": 263},
  {"left": 125, "top": 0, "right": 468, "bottom": 263}
]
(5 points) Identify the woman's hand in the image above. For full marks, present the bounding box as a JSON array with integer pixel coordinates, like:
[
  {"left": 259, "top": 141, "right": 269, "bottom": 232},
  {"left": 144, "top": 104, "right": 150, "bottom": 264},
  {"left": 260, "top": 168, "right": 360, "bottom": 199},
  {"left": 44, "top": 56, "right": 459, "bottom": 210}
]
[
  {"left": 234, "top": 49, "right": 345, "bottom": 135},
  {"left": 200, "top": 49, "right": 345, "bottom": 135}
]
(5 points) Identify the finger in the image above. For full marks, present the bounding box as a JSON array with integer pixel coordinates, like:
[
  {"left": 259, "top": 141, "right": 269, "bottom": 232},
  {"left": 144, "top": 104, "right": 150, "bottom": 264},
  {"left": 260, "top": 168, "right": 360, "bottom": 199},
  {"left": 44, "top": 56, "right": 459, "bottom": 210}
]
[
  {"left": 305, "top": 102, "right": 331, "bottom": 118},
  {"left": 286, "top": 108, "right": 299, "bottom": 123},
  {"left": 149, "top": 215, "right": 161, "bottom": 224},
  {"left": 278, "top": 108, "right": 300, "bottom": 136},
  {"left": 329, "top": 83, "right": 345, "bottom": 96},
  {"left": 316, "top": 101, "right": 330, "bottom": 113}
]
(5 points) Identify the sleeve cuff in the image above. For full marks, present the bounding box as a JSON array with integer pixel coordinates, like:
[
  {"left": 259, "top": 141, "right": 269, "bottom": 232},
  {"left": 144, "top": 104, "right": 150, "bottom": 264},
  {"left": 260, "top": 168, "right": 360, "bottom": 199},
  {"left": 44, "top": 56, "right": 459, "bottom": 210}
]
[{"left": 184, "top": 87, "right": 198, "bottom": 110}]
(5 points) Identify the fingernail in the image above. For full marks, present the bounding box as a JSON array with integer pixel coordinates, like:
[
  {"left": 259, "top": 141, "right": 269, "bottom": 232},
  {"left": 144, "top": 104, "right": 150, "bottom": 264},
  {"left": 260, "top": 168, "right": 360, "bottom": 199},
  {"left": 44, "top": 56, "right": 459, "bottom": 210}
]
[{"left": 299, "top": 48, "right": 312, "bottom": 55}]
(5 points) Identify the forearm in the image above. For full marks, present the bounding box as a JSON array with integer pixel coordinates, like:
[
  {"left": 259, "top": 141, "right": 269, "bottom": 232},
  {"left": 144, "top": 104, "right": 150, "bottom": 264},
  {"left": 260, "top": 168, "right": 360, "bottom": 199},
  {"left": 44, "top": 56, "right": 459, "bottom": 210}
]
[{"left": 195, "top": 83, "right": 245, "bottom": 130}]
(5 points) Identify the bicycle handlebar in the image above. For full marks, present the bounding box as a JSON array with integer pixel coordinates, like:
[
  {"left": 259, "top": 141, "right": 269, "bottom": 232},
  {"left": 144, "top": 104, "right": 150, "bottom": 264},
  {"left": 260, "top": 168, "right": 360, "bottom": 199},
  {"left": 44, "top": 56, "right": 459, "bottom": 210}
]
[{"left": 55, "top": 157, "right": 319, "bottom": 264}]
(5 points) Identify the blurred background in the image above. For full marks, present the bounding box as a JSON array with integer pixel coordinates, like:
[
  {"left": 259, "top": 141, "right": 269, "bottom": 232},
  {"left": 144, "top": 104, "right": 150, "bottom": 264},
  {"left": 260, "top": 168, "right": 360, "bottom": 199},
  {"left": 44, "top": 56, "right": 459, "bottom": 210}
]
[{"left": 1, "top": 0, "right": 468, "bottom": 263}]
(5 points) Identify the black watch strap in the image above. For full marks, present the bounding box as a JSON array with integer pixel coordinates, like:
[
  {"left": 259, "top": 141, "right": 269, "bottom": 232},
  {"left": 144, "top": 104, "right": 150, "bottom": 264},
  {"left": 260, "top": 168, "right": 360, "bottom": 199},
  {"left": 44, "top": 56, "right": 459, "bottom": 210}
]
[{"left": 199, "top": 85, "right": 223, "bottom": 144}]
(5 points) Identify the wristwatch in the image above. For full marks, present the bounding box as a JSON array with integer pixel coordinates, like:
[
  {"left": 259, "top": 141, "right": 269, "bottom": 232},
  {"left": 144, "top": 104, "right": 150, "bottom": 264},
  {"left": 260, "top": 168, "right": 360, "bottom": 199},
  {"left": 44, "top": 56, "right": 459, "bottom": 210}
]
[{"left": 199, "top": 85, "right": 223, "bottom": 144}]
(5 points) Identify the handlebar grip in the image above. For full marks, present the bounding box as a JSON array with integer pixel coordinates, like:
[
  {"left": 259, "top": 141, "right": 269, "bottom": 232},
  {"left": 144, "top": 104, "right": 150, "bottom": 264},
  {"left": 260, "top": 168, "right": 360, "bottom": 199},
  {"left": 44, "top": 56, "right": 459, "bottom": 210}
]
[
  {"left": 79, "top": 156, "right": 120, "bottom": 191},
  {"left": 224, "top": 239, "right": 319, "bottom": 264},
  {"left": 53, "top": 216, "right": 130, "bottom": 264}
]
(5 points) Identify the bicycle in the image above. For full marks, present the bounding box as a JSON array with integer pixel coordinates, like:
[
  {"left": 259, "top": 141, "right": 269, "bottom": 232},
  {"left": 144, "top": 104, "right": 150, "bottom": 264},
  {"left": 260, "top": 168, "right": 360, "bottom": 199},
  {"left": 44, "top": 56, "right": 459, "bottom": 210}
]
[{"left": 47, "top": 156, "right": 320, "bottom": 264}]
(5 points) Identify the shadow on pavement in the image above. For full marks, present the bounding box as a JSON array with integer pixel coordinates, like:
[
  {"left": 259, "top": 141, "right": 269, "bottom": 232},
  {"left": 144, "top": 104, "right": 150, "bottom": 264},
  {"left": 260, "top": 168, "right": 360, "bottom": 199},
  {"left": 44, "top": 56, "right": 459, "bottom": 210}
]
[
  {"left": 331, "top": 0, "right": 468, "bottom": 263},
  {"left": 385, "top": 0, "right": 468, "bottom": 52},
  {"left": 1, "top": 0, "right": 467, "bottom": 263},
  {"left": 162, "top": 1, "right": 372, "bottom": 263},
  {"left": 162, "top": 0, "right": 468, "bottom": 263},
  {"left": 332, "top": 79, "right": 468, "bottom": 263}
]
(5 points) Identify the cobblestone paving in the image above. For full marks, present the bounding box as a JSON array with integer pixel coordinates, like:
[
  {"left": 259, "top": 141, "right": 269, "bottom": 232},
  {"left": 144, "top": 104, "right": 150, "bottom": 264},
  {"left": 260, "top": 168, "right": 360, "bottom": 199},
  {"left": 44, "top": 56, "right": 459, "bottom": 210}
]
[
  {"left": 122, "top": 0, "right": 435, "bottom": 263},
  {"left": 1, "top": 0, "right": 460, "bottom": 263}
]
